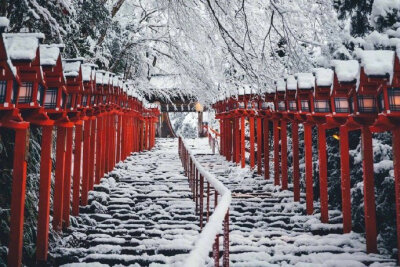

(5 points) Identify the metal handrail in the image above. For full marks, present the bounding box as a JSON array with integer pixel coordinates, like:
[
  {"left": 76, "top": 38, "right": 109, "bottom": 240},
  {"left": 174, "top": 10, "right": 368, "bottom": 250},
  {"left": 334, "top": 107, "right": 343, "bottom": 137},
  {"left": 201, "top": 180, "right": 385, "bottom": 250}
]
[{"left": 178, "top": 137, "right": 231, "bottom": 267}]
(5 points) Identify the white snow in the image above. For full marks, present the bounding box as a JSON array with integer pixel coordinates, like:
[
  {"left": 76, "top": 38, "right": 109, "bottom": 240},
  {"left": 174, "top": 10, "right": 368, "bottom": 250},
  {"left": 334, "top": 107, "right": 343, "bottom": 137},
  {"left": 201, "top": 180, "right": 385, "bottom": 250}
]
[
  {"left": 276, "top": 78, "right": 286, "bottom": 92},
  {"left": 286, "top": 75, "right": 297, "bottom": 90},
  {"left": 355, "top": 49, "right": 395, "bottom": 82},
  {"left": 313, "top": 68, "right": 334, "bottom": 87},
  {"left": 96, "top": 71, "right": 105, "bottom": 85},
  {"left": 295, "top": 73, "right": 315, "bottom": 89},
  {"left": 0, "top": 17, "right": 9, "bottom": 28},
  {"left": 63, "top": 60, "right": 81, "bottom": 77},
  {"left": 81, "top": 64, "right": 93, "bottom": 82},
  {"left": 3, "top": 33, "right": 44, "bottom": 61},
  {"left": 330, "top": 60, "right": 360, "bottom": 83},
  {"left": 40, "top": 44, "right": 62, "bottom": 66}
]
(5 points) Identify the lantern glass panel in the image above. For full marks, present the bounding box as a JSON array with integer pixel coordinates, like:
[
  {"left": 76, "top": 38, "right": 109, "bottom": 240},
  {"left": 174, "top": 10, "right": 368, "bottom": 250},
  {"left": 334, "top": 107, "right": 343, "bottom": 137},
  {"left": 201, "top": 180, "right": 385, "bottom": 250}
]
[
  {"left": 246, "top": 102, "right": 252, "bottom": 109},
  {"left": 289, "top": 101, "right": 297, "bottom": 111},
  {"left": 18, "top": 82, "right": 33, "bottom": 104},
  {"left": 300, "top": 100, "right": 310, "bottom": 112},
  {"left": 11, "top": 79, "right": 18, "bottom": 104},
  {"left": 37, "top": 84, "right": 45, "bottom": 105},
  {"left": 103, "top": 95, "right": 107, "bottom": 104},
  {"left": 388, "top": 88, "right": 400, "bottom": 112},
  {"left": 44, "top": 87, "right": 58, "bottom": 109},
  {"left": 61, "top": 92, "right": 66, "bottom": 108},
  {"left": 314, "top": 100, "right": 331, "bottom": 113},
  {"left": 0, "top": 81, "right": 6, "bottom": 103},
  {"left": 357, "top": 95, "right": 376, "bottom": 113},
  {"left": 261, "top": 102, "right": 269, "bottom": 110},
  {"left": 238, "top": 102, "right": 245, "bottom": 109},
  {"left": 66, "top": 95, "right": 72, "bottom": 108},
  {"left": 278, "top": 101, "right": 286, "bottom": 111},
  {"left": 82, "top": 95, "right": 88, "bottom": 107},
  {"left": 334, "top": 98, "right": 349, "bottom": 113},
  {"left": 378, "top": 92, "right": 385, "bottom": 112},
  {"left": 90, "top": 95, "right": 95, "bottom": 105}
]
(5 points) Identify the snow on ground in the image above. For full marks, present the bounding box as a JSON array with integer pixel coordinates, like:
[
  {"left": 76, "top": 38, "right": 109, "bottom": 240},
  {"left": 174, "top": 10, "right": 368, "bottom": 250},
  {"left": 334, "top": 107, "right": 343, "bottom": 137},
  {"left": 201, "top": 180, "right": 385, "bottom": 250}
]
[
  {"left": 50, "top": 138, "right": 395, "bottom": 267},
  {"left": 185, "top": 138, "right": 396, "bottom": 266}
]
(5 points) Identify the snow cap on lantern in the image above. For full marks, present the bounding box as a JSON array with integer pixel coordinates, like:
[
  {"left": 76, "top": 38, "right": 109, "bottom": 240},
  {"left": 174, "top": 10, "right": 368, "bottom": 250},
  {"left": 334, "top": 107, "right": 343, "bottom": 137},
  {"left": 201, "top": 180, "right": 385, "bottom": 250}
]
[
  {"left": 286, "top": 75, "right": 297, "bottom": 91},
  {"left": 285, "top": 75, "right": 298, "bottom": 112},
  {"left": 275, "top": 78, "right": 287, "bottom": 111},
  {"left": 295, "top": 73, "right": 315, "bottom": 89}
]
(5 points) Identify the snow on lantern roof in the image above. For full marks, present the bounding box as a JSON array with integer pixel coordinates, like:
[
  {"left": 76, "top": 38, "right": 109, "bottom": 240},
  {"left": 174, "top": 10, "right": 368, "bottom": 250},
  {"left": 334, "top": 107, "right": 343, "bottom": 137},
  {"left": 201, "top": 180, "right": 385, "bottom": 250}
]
[
  {"left": 238, "top": 85, "right": 255, "bottom": 96},
  {"left": 275, "top": 78, "right": 286, "bottom": 92},
  {"left": 330, "top": 60, "right": 360, "bottom": 83},
  {"left": 40, "top": 44, "right": 63, "bottom": 66},
  {"left": 354, "top": 49, "right": 395, "bottom": 81},
  {"left": 102, "top": 72, "right": 111, "bottom": 85},
  {"left": 113, "top": 75, "right": 120, "bottom": 87},
  {"left": 81, "top": 64, "right": 93, "bottom": 82},
  {"left": 286, "top": 75, "right": 297, "bottom": 90},
  {"left": 63, "top": 60, "right": 81, "bottom": 78},
  {"left": 312, "top": 68, "right": 334, "bottom": 87},
  {"left": 96, "top": 70, "right": 105, "bottom": 85},
  {"left": 295, "top": 73, "right": 315, "bottom": 89},
  {"left": 3, "top": 33, "right": 44, "bottom": 61}
]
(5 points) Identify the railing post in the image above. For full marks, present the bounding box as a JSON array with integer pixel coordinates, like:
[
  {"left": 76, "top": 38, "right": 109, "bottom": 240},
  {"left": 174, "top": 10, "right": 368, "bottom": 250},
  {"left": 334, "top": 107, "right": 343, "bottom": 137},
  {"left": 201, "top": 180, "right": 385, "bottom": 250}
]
[
  {"left": 207, "top": 182, "right": 210, "bottom": 222},
  {"left": 213, "top": 190, "right": 219, "bottom": 267},
  {"left": 234, "top": 117, "right": 240, "bottom": 164},
  {"left": 249, "top": 116, "right": 255, "bottom": 169},
  {"left": 195, "top": 168, "right": 199, "bottom": 212},
  {"left": 223, "top": 211, "right": 230, "bottom": 267},
  {"left": 393, "top": 127, "right": 400, "bottom": 263},
  {"left": 240, "top": 116, "right": 245, "bottom": 168},
  {"left": 200, "top": 174, "right": 204, "bottom": 229}
]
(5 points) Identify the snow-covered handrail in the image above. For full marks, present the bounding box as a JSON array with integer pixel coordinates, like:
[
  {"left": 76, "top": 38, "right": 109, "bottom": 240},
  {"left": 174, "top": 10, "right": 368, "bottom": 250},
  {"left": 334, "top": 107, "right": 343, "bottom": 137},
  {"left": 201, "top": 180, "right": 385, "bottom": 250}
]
[{"left": 178, "top": 137, "right": 231, "bottom": 267}]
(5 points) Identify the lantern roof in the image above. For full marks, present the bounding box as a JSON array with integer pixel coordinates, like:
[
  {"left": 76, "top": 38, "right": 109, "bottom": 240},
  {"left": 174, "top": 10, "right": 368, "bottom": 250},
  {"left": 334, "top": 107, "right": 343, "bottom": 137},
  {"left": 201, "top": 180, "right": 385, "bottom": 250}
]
[
  {"left": 63, "top": 59, "right": 82, "bottom": 78},
  {"left": 354, "top": 49, "right": 395, "bottom": 82},
  {"left": 295, "top": 73, "right": 315, "bottom": 89},
  {"left": 3, "top": 33, "right": 44, "bottom": 62},
  {"left": 39, "top": 44, "right": 64, "bottom": 66},
  {"left": 330, "top": 60, "right": 359, "bottom": 83},
  {"left": 82, "top": 64, "right": 93, "bottom": 82},
  {"left": 312, "top": 68, "right": 334, "bottom": 87},
  {"left": 96, "top": 70, "right": 105, "bottom": 84},
  {"left": 286, "top": 75, "right": 297, "bottom": 90},
  {"left": 275, "top": 78, "right": 286, "bottom": 92}
]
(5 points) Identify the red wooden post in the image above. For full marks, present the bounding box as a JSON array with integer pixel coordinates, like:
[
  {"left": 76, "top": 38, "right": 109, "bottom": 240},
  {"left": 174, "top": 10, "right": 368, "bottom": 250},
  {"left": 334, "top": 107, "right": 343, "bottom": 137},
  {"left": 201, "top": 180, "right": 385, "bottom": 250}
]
[
  {"left": 240, "top": 116, "right": 245, "bottom": 168},
  {"left": 250, "top": 117, "right": 255, "bottom": 169},
  {"left": 340, "top": 125, "right": 351, "bottom": 233},
  {"left": 235, "top": 117, "right": 240, "bottom": 164},
  {"left": 200, "top": 174, "right": 204, "bottom": 229},
  {"left": 72, "top": 122, "right": 82, "bottom": 216},
  {"left": 116, "top": 114, "right": 122, "bottom": 162},
  {"left": 81, "top": 119, "right": 91, "bottom": 205},
  {"left": 304, "top": 123, "right": 314, "bottom": 215},
  {"left": 53, "top": 126, "right": 66, "bottom": 230},
  {"left": 273, "top": 119, "right": 280, "bottom": 186},
  {"left": 8, "top": 127, "right": 29, "bottom": 267},
  {"left": 207, "top": 182, "right": 210, "bottom": 221},
  {"left": 227, "top": 119, "right": 232, "bottom": 161},
  {"left": 264, "top": 118, "right": 269, "bottom": 179},
  {"left": 223, "top": 211, "right": 230, "bottom": 267},
  {"left": 89, "top": 117, "right": 96, "bottom": 186},
  {"left": 318, "top": 125, "right": 329, "bottom": 223},
  {"left": 361, "top": 126, "right": 377, "bottom": 253},
  {"left": 95, "top": 115, "right": 103, "bottom": 183},
  {"left": 281, "top": 120, "right": 288, "bottom": 190},
  {"left": 393, "top": 127, "right": 400, "bottom": 263},
  {"left": 292, "top": 122, "right": 300, "bottom": 201},
  {"left": 220, "top": 119, "right": 224, "bottom": 156},
  {"left": 36, "top": 125, "right": 53, "bottom": 262},
  {"left": 213, "top": 191, "right": 219, "bottom": 267},
  {"left": 256, "top": 117, "right": 262, "bottom": 175},
  {"left": 62, "top": 126, "right": 73, "bottom": 228}
]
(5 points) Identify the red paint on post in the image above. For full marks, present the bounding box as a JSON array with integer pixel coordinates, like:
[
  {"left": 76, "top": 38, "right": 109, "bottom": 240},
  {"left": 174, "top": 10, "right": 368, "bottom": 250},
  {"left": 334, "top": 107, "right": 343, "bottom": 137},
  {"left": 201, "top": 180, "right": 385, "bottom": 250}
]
[
  {"left": 273, "top": 120, "right": 280, "bottom": 186},
  {"left": 318, "top": 125, "right": 329, "bottom": 223},
  {"left": 304, "top": 124, "right": 314, "bottom": 215},
  {"left": 53, "top": 126, "right": 66, "bottom": 231},
  {"left": 250, "top": 117, "right": 255, "bottom": 169},
  {"left": 89, "top": 118, "right": 96, "bottom": 186},
  {"left": 281, "top": 120, "right": 288, "bottom": 190},
  {"left": 392, "top": 128, "right": 400, "bottom": 263},
  {"left": 257, "top": 117, "right": 262, "bottom": 175},
  {"left": 72, "top": 123, "right": 82, "bottom": 216},
  {"left": 8, "top": 128, "right": 28, "bottom": 267},
  {"left": 81, "top": 120, "right": 91, "bottom": 205},
  {"left": 36, "top": 125, "right": 53, "bottom": 262},
  {"left": 340, "top": 126, "right": 352, "bottom": 233},
  {"left": 292, "top": 123, "right": 300, "bottom": 201},
  {"left": 62, "top": 126, "right": 73, "bottom": 228},
  {"left": 361, "top": 126, "right": 377, "bottom": 253},
  {"left": 264, "top": 118, "right": 269, "bottom": 179},
  {"left": 241, "top": 117, "right": 245, "bottom": 168}
]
